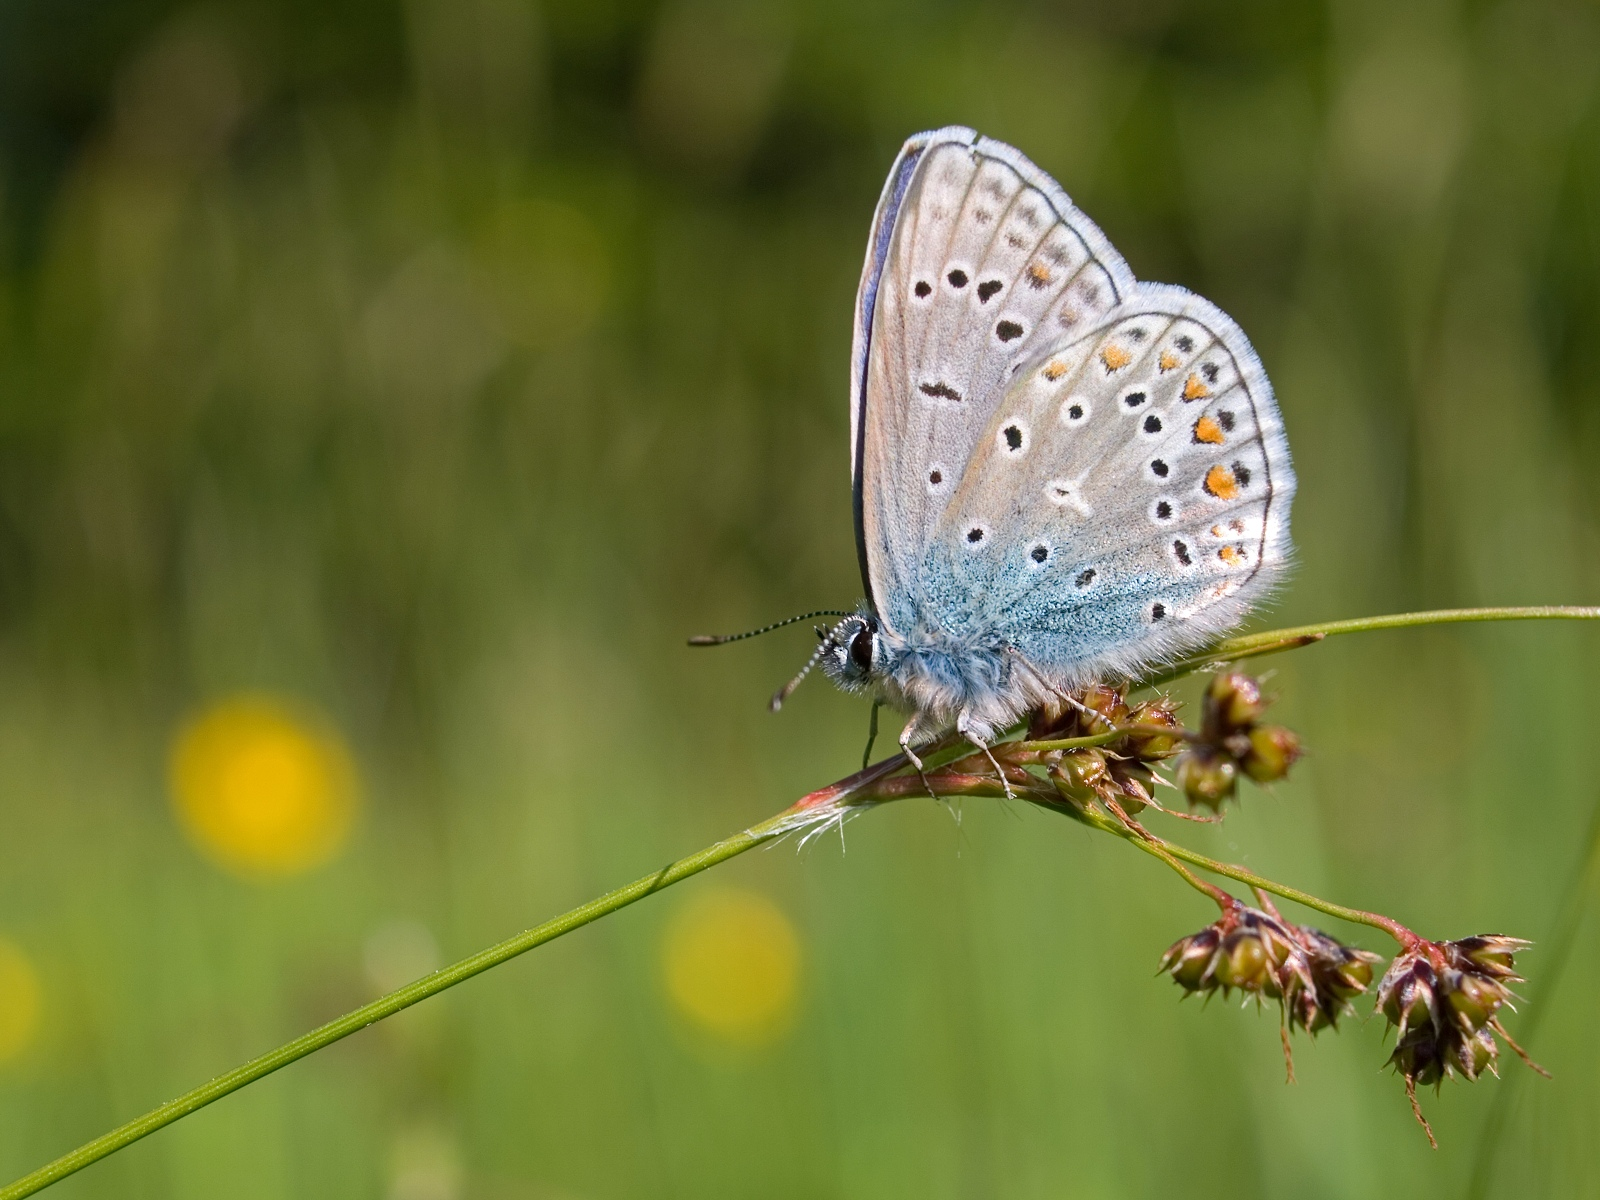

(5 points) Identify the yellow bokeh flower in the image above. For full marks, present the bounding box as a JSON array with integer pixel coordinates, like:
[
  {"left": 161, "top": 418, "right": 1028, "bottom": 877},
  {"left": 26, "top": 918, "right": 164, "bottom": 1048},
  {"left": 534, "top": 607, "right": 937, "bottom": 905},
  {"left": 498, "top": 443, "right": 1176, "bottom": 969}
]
[
  {"left": 661, "top": 887, "right": 800, "bottom": 1048},
  {"left": 170, "top": 694, "right": 358, "bottom": 878},
  {"left": 0, "top": 937, "right": 42, "bottom": 1065}
]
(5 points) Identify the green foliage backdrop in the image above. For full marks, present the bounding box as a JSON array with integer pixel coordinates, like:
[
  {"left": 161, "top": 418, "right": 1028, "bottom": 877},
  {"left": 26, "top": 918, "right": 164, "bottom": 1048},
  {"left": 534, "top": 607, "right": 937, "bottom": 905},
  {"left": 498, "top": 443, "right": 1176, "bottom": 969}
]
[{"left": 1, "top": 0, "right": 1598, "bottom": 1196}]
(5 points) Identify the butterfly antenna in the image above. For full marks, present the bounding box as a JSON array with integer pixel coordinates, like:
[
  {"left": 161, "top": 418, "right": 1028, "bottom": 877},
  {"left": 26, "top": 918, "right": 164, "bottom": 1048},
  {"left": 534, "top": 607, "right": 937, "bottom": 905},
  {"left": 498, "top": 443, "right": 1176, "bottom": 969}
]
[
  {"left": 687, "top": 610, "right": 853, "bottom": 647},
  {"left": 769, "top": 624, "right": 845, "bottom": 712}
]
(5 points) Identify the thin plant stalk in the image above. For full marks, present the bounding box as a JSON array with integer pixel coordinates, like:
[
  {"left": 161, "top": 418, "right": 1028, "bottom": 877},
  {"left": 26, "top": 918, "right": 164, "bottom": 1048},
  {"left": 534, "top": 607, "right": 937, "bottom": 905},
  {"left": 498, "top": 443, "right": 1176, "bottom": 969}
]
[
  {"left": 2, "top": 606, "right": 1595, "bottom": 1199},
  {"left": 1043, "top": 800, "right": 1420, "bottom": 946},
  {"left": 0, "top": 812, "right": 795, "bottom": 1200}
]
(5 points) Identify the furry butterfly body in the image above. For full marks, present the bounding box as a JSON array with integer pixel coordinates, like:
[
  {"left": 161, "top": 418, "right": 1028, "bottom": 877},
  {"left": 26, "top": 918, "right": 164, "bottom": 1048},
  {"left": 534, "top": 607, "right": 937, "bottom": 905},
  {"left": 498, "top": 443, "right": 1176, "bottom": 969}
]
[{"left": 815, "top": 127, "right": 1295, "bottom": 762}]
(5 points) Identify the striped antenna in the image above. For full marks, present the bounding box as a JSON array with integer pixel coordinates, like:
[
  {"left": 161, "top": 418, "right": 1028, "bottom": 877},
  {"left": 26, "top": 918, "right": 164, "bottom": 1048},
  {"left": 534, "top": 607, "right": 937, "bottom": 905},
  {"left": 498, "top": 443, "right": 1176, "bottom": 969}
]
[
  {"left": 687, "top": 610, "right": 853, "bottom": 647},
  {"left": 769, "top": 622, "right": 849, "bottom": 712}
]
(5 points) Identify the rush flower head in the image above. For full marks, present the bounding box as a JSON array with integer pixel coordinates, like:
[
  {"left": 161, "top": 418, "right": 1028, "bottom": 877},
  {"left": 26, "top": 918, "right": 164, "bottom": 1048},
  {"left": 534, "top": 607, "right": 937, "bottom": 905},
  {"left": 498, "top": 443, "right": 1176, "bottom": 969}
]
[
  {"left": 1173, "top": 671, "right": 1302, "bottom": 810},
  {"left": 1375, "top": 935, "right": 1543, "bottom": 1146},
  {"left": 1032, "top": 686, "right": 1184, "bottom": 820},
  {"left": 1159, "top": 906, "right": 1378, "bottom": 1023},
  {"left": 1377, "top": 935, "right": 1528, "bottom": 1043},
  {"left": 1160, "top": 903, "right": 1383, "bottom": 1083}
]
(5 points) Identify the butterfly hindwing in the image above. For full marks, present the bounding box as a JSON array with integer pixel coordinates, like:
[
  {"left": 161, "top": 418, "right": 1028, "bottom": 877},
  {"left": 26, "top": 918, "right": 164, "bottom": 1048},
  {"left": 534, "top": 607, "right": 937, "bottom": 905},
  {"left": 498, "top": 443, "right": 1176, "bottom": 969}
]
[
  {"left": 925, "top": 284, "right": 1295, "bottom": 683},
  {"left": 852, "top": 127, "right": 1133, "bottom": 634}
]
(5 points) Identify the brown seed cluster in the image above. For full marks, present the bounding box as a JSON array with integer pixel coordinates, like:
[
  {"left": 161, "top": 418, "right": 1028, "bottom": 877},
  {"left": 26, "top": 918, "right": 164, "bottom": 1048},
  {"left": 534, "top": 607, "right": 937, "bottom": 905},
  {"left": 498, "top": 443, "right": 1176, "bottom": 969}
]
[
  {"left": 1029, "top": 684, "right": 1183, "bottom": 818},
  {"left": 1379, "top": 936, "right": 1532, "bottom": 1085},
  {"left": 1159, "top": 905, "right": 1381, "bottom": 1036},
  {"left": 1174, "top": 671, "right": 1301, "bottom": 810}
]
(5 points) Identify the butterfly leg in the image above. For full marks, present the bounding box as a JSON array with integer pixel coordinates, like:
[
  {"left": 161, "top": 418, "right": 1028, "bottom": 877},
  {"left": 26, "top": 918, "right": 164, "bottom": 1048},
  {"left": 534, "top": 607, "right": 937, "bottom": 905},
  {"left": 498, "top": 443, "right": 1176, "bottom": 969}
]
[
  {"left": 897, "top": 713, "right": 940, "bottom": 800},
  {"left": 861, "top": 700, "right": 882, "bottom": 770},
  {"left": 957, "top": 712, "right": 1014, "bottom": 799}
]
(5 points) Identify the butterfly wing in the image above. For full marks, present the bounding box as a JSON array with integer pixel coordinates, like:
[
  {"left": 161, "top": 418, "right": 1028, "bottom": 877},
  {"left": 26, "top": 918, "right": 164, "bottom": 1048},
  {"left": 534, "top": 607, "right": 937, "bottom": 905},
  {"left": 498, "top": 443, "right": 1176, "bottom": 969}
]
[
  {"left": 851, "top": 127, "right": 1134, "bottom": 635},
  {"left": 925, "top": 283, "right": 1295, "bottom": 684}
]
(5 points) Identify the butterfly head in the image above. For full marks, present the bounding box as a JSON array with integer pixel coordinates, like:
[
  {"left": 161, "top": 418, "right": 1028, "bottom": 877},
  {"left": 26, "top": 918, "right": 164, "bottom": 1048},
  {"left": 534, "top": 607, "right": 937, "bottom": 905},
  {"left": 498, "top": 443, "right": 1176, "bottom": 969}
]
[{"left": 818, "top": 612, "right": 884, "bottom": 693}]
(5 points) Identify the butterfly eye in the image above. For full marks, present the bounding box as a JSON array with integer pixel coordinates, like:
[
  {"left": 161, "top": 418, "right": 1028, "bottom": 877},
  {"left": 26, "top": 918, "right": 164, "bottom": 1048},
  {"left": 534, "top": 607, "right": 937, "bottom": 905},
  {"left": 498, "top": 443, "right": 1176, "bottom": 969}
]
[{"left": 849, "top": 628, "right": 874, "bottom": 672}]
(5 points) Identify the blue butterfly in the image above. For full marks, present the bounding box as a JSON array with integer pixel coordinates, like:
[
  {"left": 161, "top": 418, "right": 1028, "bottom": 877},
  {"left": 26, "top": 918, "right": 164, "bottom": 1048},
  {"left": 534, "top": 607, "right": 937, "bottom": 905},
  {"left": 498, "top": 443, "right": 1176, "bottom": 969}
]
[{"left": 775, "top": 128, "right": 1294, "bottom": 769}]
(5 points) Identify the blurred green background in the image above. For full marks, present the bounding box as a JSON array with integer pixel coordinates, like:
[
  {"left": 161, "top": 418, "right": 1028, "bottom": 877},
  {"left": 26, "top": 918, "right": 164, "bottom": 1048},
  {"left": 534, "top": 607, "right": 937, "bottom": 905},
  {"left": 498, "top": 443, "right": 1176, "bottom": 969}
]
[{"left": 1, "top": 0, "right": 1598, "bottom": 1196}]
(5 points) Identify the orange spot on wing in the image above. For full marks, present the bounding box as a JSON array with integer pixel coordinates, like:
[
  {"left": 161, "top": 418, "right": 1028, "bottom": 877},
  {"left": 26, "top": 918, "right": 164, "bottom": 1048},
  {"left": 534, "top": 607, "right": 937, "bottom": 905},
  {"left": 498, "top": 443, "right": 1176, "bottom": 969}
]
[
  {"left": 1158, "top": 350, "right": 1180, "bottom": 372},
  {"left": 1203, "top": 464, "right": 1239, "bottom": 500},
  {"left": 1043, "top": 360, "right": 1068, "bottom": 381},
  {"left": 1183, "top": 373, "right": 1212, "bottom": 401},
  {"left": 1218, "top": 545, "right": 1247, "bottom": 566},
  {"left": 1027, "top": 262, "right": 1053, "bottom": 286},
  {"left": 1100, "top": 344, "right": 1133, "bottom": 371},
  {"left": 1193, "top": 415, "right": 1225, "bottom": 445}
]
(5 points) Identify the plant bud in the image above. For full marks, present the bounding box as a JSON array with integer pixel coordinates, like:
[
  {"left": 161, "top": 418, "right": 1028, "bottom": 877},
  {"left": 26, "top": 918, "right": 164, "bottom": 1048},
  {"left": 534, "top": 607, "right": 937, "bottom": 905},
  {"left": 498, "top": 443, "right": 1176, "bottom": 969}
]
[
  {"left": 1111, "top": 771, "right": 1152, "bottom": 816},
  {"left": 1047, "top": 764, "right": 1093, "bottom": 811},
  {"left": 1454, "top": 935, "right": 1528, "bottom": 979},
  {"left": 1389, "top": 1029, "right": 1446, "bottom": 1088},
  {"left": 1079, "top": 684, "right": 1130, "bottom": 730},
  {"left": 1241, "top": 725, "right": 1302, "bottom": 783},
  {"left": 1214, "top": 930, "right": 1271, "bottom": 990},
  {"left": 1207, "top": 671, "right": 1265, "bottom": 731},
  {"left": 1377, "top": 953, "right": 1440, "bottom": 1037},
  {"left": 1176, "top": 751, "right": 1237, "bottom": 810},
  {"left": 1333, "top": 953, "right": 1376, "bottom": 995},
  {"left": 1446, "top": 973, "right": 1503, "bottom": 1031},
  {"left": 1059, "top": 748, "right": 1108, "bottom": 792},
  {"left": 1453, "top": 1027, "right": 1499, "bottom": 1081},
  {"left": 1124, "top": 699, "right": 1183, "bottom": 758},
  {"left": 1159, "top": 928, "right": 1221, "bottom": 991}
]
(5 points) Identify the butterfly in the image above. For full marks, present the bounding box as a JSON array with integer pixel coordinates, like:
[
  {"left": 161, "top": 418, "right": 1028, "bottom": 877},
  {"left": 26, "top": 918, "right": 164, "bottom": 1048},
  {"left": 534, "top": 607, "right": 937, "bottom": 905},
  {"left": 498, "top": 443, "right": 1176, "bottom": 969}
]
[{"left": 746, "top": 127, "right": 1295, "bottom": 771}]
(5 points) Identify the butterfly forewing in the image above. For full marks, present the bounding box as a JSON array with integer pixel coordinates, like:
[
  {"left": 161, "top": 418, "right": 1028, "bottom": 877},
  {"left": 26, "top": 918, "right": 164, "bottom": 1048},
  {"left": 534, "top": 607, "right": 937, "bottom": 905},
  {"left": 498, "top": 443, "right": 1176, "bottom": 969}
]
[{"left": 853, "top": 127, "right": 1131, "bottom": 632}]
